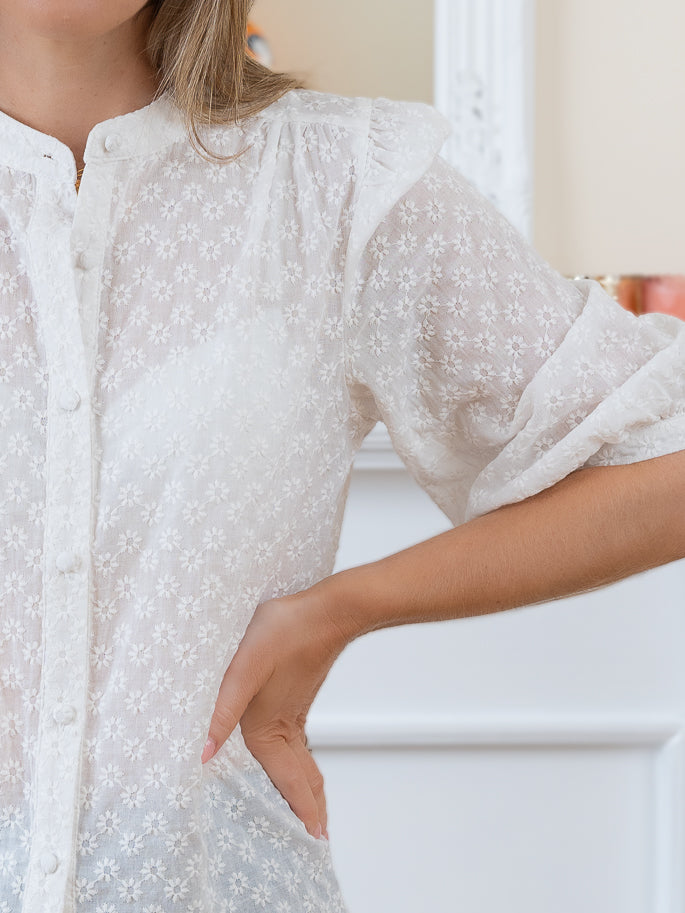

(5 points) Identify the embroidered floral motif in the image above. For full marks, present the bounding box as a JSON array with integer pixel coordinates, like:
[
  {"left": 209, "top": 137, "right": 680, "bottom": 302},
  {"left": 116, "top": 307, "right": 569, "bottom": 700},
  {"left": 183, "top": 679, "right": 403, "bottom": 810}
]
[{"left": 0, "top": 87, "right": 682, "bottom": 913}]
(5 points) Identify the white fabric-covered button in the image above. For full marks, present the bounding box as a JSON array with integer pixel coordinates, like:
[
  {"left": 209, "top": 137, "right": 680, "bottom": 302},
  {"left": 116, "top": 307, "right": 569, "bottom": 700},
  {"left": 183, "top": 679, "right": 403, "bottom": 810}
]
[
  {"left": 55, "top": 551, "right": 80, "bottom": 574},
  {"left": 103, "top": 133, "right": 121, "bottom": 153},
  {"left": 39, "top": 851, "right": 59, "bottom": 875},
  {"left": 52, "top": 704, "right": 76, "bottom": 725},
  {"left": 58, "top": 388, "right": 81, "bottom": 412},
  {"left": 76, "top": 249, "right": 98, "bottom": 271}
]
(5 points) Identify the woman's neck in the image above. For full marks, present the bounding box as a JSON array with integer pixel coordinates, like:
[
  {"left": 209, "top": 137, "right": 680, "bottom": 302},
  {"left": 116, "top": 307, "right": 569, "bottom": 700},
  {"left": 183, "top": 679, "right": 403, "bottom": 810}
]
[{"left": 0, "top": 5, "right": 160, "bottom": 171}]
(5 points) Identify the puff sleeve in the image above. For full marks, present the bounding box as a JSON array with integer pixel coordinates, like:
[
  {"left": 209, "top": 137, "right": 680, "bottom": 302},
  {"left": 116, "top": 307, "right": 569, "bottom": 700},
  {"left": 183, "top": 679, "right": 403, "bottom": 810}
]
[{"left": 343, "top": 98, "right": 685, "bottom": 526}]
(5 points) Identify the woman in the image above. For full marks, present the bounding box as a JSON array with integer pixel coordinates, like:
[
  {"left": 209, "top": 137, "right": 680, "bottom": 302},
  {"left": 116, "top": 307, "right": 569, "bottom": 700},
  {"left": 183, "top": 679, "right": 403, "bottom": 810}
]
[{"left": 0, "top": 0, "right": 683, "bottom": 911}]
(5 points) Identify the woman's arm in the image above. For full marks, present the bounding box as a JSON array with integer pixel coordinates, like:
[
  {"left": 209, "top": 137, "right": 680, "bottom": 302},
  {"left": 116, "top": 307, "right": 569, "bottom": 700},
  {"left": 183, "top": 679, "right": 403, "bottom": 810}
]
[
  {"left": 202, "top": 446, "right": 685, "bottom": 842},
  {"left": 316, "top": 447, "right": 685, "bottom": 642}
]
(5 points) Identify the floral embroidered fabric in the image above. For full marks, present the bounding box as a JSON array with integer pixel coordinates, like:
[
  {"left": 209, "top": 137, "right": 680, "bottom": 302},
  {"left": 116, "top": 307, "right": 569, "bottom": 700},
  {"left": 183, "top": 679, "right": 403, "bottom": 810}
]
[{"left": 0, "top": 86, "right": 682, "bottom": 913}]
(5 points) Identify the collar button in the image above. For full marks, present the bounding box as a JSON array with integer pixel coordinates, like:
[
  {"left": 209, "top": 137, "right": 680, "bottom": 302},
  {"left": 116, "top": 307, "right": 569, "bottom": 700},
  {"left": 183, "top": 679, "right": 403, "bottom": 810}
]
[{"left": 103, "top": 133, "right": 121, "bottom": 153}]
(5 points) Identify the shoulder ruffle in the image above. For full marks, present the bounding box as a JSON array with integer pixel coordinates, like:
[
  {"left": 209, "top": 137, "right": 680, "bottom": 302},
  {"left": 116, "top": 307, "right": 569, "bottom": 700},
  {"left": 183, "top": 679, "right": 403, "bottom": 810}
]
[
  {"left": 248, "top": 89, "right": 451, "bottom": 205},
  {"left": 364, "top": 96, "right": 452, "bottom": 198},
  {"left": 349, "top": 96, "right": 452, "bottom": 258}
]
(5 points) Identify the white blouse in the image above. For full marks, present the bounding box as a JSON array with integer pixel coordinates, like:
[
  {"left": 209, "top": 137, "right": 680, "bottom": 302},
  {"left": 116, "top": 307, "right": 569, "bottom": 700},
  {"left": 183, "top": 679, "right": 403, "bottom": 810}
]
[{"left": 0, "top": 86, "right": 683, "bottom": 913}]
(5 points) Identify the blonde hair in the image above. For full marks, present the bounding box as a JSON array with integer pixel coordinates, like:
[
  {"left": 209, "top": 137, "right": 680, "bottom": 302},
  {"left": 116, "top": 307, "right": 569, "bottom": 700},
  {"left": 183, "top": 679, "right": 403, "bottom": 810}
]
[{"left": 142, "top": 0, "right": 303, "bottom": 163}]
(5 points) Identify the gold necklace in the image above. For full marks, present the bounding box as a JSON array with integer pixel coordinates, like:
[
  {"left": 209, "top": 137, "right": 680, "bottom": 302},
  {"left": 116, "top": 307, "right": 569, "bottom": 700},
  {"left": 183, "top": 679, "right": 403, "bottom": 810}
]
[{"left": 75, "top": 164, "right": 85, "bottom": 193}]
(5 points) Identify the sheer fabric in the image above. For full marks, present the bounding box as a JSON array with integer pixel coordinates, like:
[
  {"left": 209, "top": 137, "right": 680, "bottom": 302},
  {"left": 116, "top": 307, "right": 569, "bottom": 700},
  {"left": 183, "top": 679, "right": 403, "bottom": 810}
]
[{"left": 0, "top": 87, "right": 682, "bottom": 913}]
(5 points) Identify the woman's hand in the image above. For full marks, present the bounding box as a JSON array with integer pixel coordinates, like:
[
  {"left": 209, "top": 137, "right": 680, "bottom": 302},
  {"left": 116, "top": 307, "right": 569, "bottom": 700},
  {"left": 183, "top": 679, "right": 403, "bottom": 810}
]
[{"left": 201, "top": 579, "right": 356, "bottom": 841}]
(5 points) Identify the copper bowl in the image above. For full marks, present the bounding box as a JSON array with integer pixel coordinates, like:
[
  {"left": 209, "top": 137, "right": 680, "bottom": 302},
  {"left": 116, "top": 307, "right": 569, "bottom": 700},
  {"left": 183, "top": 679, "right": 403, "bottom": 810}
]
[{"left": 568, "top": 274, "right": 685, "bottom": 320}]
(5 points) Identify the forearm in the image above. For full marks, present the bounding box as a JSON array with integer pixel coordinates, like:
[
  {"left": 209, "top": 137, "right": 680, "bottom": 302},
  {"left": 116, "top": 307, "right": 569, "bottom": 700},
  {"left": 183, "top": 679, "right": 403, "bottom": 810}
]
[{"left": 323, "top": 448, "right": 685, "bottom": 640}]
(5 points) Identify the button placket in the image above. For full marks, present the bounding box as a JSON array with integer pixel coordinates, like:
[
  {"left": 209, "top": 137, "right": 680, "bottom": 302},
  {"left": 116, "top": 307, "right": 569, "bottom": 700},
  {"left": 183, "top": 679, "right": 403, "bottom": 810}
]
[
  {"left": 23, "top": 172, "right": 95, "bottom": 913},
  {"left": 71, "top": 160, "right": 117, "bottom": 394}
]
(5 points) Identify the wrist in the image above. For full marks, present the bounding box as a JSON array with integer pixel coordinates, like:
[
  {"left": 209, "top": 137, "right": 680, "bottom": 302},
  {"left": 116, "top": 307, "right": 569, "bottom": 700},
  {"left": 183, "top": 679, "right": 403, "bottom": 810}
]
[{"left": 313, "top": 563, "right": 387, "bottom": 645}]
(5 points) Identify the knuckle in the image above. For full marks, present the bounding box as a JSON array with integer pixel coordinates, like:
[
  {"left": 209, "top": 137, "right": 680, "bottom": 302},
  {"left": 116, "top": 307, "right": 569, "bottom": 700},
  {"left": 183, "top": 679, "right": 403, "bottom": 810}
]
[
  {"left": 212, "top": 704, "right": 239, "bottom": 732},
  {"left": 243, "top": 727, "right": 281, "bottom": 753},
  {"left": 244, "top": 721, "right": 296, "bottom": 751}
]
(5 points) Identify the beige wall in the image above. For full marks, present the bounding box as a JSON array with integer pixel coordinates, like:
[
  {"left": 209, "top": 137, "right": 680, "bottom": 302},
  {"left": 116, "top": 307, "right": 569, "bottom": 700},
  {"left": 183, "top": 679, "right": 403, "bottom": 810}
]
[
  {"left": 252, "top": 0, "right": 685, "bottom": 276},
  {"left": 534, "top": 0, "right": 685, "bottom": 275},
  {"left": 251, "top": 0, "right": 434, "bottom": 103}
]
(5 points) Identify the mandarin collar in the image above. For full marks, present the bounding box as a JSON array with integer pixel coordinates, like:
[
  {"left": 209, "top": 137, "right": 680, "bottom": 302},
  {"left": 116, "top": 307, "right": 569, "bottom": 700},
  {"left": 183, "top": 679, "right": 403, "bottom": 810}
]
[{"left": 0, "top": 89, "right": 189, "bottom": 183}]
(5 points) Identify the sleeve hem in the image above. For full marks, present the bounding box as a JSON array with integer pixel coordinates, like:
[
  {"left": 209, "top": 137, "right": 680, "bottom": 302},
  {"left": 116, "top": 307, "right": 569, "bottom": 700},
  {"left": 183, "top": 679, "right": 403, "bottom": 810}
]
[{"left": 584, "top": 411, "right": 685, "bottom": 467}]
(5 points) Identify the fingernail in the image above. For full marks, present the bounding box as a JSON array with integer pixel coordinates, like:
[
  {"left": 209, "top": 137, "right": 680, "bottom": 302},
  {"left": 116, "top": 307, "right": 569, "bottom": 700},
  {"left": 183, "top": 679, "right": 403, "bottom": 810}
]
[
  {"left": 322, "top": 826, "right": 329, "bottom": 841},
  {"left": 201, "top": 737, "right": 216, "bottom": 764},
  {"left": 313, "top": 822, "right": 322, "bottom": 840}
]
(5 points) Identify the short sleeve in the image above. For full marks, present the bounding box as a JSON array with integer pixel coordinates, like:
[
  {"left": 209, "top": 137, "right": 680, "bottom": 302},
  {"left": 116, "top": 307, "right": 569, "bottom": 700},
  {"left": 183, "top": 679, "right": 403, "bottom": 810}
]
[{"left": 343, "top": 106, "right": 685, "bottom": 526}]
